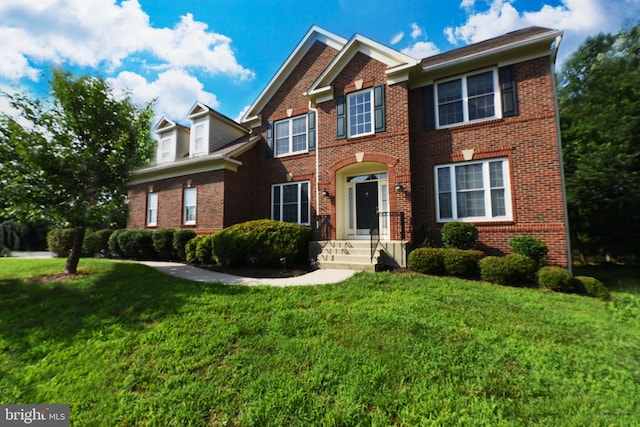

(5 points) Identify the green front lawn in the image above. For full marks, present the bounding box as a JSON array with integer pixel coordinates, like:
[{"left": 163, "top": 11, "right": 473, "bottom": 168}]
[{"left": 1, "top": 259, "right": 638, "bottom": 426}]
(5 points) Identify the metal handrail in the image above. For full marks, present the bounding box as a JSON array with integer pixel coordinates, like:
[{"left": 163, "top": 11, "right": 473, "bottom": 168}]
[
  {"left": 370, "top": 211, "right": 405, "bottom": 261},
  {"left": 312, "top": 215, "right": 331, "bottom": 241}
]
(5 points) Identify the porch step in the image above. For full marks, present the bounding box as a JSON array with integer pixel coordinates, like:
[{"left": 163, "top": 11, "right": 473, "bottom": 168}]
[{"left": 312, "top": 240, "right": 379, "bottom": 272}]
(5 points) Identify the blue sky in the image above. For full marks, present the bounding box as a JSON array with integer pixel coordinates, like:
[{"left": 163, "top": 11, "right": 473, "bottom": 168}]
[{"left": 1, "top": 0, "right": 639, "bottom": 125}]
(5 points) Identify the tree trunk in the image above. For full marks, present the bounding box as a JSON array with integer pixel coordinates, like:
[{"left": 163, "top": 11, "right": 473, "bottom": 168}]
[{"left": 65, "top": 227, "right": 86, "bottom": 274}]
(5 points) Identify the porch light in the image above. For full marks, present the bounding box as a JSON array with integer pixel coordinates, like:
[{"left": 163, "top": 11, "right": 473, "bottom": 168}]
[
  {"left": 395, "top": 182, "right": 404, "bottom": 192},
  {"left": 322, "top": 188, "right": 330, "bottom": 198}
]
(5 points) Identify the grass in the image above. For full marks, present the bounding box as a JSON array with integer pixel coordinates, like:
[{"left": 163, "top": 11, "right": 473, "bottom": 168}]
[{"left": 0, "top": 258, "right": 638, "bottom": 426}]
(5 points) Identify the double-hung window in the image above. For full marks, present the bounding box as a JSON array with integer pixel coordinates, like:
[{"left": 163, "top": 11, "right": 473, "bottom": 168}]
[
  {"left": 147, "top": 193, "right": 158, "bottom": 226},
  {"left": 347, "top": 88, "right": 373, "bottom": 137},
  {"left": 159, "top": 135, "right": 173, "bottom": 163},
  {"left": 436, "top": 69, "right": 499, "bottom": 128},
  {"left": 272, "top": 182, "right": 310, "bottom": 225},
  {"left": 435, "top": 158, "right": 511, "bottom": 222},
  {"left": 275, "top": 116, "right": 307, "bottom": 157},
  {"left": 183, "top": 187, "right": 197, "bottom": 225}
]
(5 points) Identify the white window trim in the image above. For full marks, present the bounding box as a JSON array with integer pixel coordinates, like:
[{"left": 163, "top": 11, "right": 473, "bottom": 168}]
[
  {"left": 435, "top": 158, "right": 512, "bottom": 222},
  {"left": 190, "top": 118, "right": 208, "bottom": 158},
  {"left": 347, "top": 88, "right": 374, "bottom": 138},
  {"left": 435, "top": 68, "right": 501, "bottom": 129},
  {"left": 159, "top": 134, "right": 174, "bottom": 163},
  {"left": 183, "top": 187, "right": 197, "bottom": 225},
  {"left": 146, "top": 192, "right": 158, "bottom": 226},
  {"left": 271, "top": 181, "right": 310, "bottom": 225},
  {"left": 274, "top": 115, "right": 308, "bottom": 158}
]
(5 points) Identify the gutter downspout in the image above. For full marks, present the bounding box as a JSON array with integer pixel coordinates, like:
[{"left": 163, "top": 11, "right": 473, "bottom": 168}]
[{"left": 309, "top": 101, "right": 320, "bottom": 226}]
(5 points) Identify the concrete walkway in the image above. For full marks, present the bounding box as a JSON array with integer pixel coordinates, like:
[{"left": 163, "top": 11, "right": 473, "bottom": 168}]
[
  {"left": 5, "top": 253, "right": 357, "bottom": 286},
  {"left": 137, "top": 261, "right": 357, "bottom": 287}
]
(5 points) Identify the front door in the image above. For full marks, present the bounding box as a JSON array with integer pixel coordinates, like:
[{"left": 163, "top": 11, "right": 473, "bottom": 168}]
[
  {"left": 356, "top": 181, "right": 378, "bottom": 235},
  {"left": 346, "top": 173, "right": 388, "bottom": 238}
]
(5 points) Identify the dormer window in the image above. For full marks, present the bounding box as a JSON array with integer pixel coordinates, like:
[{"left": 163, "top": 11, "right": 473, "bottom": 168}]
[
  {"left": 191, "top": 117, "right": 208, "bottom": 157},
  {"left": 159, "top": 134, "right": 173, "bottom": 163}
]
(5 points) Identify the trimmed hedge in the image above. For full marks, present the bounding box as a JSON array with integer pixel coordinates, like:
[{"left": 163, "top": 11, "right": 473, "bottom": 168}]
[
  {"left": 408, "top": 247, "right": 485, "bottom": 278},
  {"left": 185, "top": 234, "right": 216, "bottom": 264},
  {"left": 108, "top": 229, "right": 124, "bottom": 258},
  {"left": 92, "top": 229, "right": 113, "bottom": 257},
  {"left": 152, "top": 229, "right": 176, "bottom": 261},
  {"left": 173, "top": 229, "right": 197, "bottom": 262},
  {"left": 537, "top": 266, "right": 578, "bottom": 293},
  {"left": 47, "top": 228, "right": 76, "bottom": 258},
  {"left": 509, "top": 235, "right": 548, "bottom": 269},
  {"left": 574, "top": 276, "right": 611, "bottom": 300},
  {"left": 408, "top": 248, "right": 445, "bottom": 275},
  {"left": 441, "top": 222, "right": 478, "bottom": 250},
  {"left": 212, "top": 219, "right": 311, "bottom": 268},
  {"left": 479, "top": 254, "right": 536, "bottom": 286},
  {"left": 117, "top": 229, "right": 156, "bottom": 260}
]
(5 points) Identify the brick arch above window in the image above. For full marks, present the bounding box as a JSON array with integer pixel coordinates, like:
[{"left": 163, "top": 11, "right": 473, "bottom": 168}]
[{"left": 327, "top": 152, "right": 400, "bottom": 177}]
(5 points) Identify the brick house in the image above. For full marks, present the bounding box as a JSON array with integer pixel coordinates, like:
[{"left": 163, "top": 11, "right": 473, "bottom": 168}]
[{"left": 127, "top": 26, "right": 570, "bottom": 270}]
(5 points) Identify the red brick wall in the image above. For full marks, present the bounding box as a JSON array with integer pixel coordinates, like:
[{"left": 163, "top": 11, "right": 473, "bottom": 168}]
[
  {"left": 127, "top": 170, "right": 226, "bottom": 233},
  {"left": 408, "top": 56, "right": 569, "bottom": 266}
]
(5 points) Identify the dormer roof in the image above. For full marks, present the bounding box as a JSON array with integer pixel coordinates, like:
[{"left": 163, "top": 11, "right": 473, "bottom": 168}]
[
  {"left": 154, "top": 117, "right": 188, "bottom": 134},
  {"left": 187, "top": 101, "right": 250, "bottom": 135},
  {"left": 241, "top": 26, "right": 348, "bottom": 128}
]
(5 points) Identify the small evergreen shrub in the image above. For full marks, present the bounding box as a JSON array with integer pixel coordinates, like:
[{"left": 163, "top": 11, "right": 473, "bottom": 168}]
[
  {"left": 82, "top": 231, "right": 97, "bottom": 257},
  {"left": 509, "top": 235, "right": 548, "bottom": 268},
  {"left": 574, "top": 276, "right": 611, "bottom": 300},
  {"left": 408, "top": 248, "right": 445, "bottom": 275},
  {"left": 185, "top": 236, "right": 199, "bottom": 264},
  {"left": 212, "top": 219, "right": 311, "bottom": 268},
  {"left": 479, "top": 254, "right": 536, "bottom": 286},
  {"left": 117, "top": 229, "right": 156, "bottom": 260},
  {"left": 152, "top": 229, "right": 176, "bottom": 261},
  {"left": 108, "top": 229, "right": 124, "bottom": 258},
  {"left": 92, "top": 229, "right": 113, "bottom": 257},
  {"left": 441, "top": 222, "right": 478, "bottom": 249},
  {"left": 46, "top": 228, "right": 76, "bottom": 258},
  {"left": 195, "top": 234, "right": 216, "bottom": 264},
  {"left": 442, "top": 248, "right": 484, "bottom": 278},
  {"left": 537, "top": 266, "right": 578, "bottom": 293},
  {"left": 173, "top": 229, "right": 197, "bottom": 262}
]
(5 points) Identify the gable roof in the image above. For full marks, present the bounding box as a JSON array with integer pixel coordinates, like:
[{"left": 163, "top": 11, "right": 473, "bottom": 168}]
[
  {"left": 154, "top": 117, "right": 188, "bottom": 133},
  {"left": 305, "top": 33, "right": 419, "bottom": 103},
  {"left": 188, "top": 101, "right": 249, "bottom": 134},
  {"left": 241, "top": 26, "right": 347, "bottom": 128},
  {"left": 420, "top": 26, "right": 562, "bottom": 72}
]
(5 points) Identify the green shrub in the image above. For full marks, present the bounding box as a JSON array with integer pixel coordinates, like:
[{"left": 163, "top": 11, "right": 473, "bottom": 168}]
[
  {"left": 212, "top": 219, "right": 311, "bottom": 268},
  {"left": 92, "top": 229, "right": 113, "bottom": 257},
  {"left": 537, "top": 266, "right": 578, "bottom": 293},
  {"left": 173, "top": 229, "right": 197, "bottom": 262},
  {"left": 408, "top": 248, "right": 445, "bottom": 275},
  {"left": 441, "top": 222, "right": 478, "bottom": 249},
  {"left": 108, "top": 229, "right": 124, "bottom": 258},
  {"left": 479, "top": 254, "right": 536, "bottom": 286},
  {"left": 574, "top": 276, "right": 611, "bottom": 300},
  {"left": 152, "top": 229, "right": 176, "bottom": 261},
  {"left": 442, "top": 248, "right": 484, "bottom": 278},
  {"left": 82, "top": 231, "right": 97, "bottom": 257},
  {"left": 509, "top": 235, "right": 548, "bottom": 268},
  {"left": 46, "top": 228, "right": 76, "bottom": 258},
  {"left": 196, "top": 234, "right": 216, "bottom": 264},
  {"left": 117, "top": 229, "right": 156, "bottom": 260},
  {"left": 185, "top": 236, "right": 199, "bottom": 264}
]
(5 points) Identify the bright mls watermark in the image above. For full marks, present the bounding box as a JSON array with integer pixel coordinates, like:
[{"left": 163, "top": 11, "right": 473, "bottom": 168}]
[{"left": 1, "top": 405, "right": 69, "bottom": 426}]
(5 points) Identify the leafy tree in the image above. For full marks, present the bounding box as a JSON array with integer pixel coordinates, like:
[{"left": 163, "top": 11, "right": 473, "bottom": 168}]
[
  {"left": 557, "top": 23, "right": 640, "bottom": 260},
  {"left": 0, "top": 69, "right": 154, "bottom": 273}
]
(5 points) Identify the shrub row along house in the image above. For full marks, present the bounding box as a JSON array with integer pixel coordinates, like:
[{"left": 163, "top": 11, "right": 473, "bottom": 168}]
[{"left": 127, "top": 25, "right": 570, "bottom": 271}]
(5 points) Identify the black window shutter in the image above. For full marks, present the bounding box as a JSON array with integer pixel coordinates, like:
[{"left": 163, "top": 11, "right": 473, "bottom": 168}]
[
  {"left": 499, "top": 66, "right": 518, "bottom": 117},
  {"left": 336, "top": 94, "right": 346, "bottom": 139},
  {"left": 423, "top": 84, "right": 435, "bottom": 130},
  {"left": 374, "top": 84, "right": 386, "bottom": 133},
  {"left": 307, "top": 111, "right": 316, "bottom": 151},
  {"left": 266, "top": 121, "right": 273, "bottom": 158}
]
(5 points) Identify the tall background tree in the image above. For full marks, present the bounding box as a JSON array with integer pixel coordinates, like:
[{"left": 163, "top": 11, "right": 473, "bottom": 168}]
[
  {"left": 0, "top": 69, "right": 154, "bottom": 273},
  {"left": 558, "top": 23, "right": 640, "bottom": 262}
]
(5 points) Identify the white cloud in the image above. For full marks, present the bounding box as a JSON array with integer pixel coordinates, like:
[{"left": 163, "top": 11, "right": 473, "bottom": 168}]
[
  {"left": 391, "top": 32, "right": 404, "bottom": 45},
  {"left": 410, "top": 23, "right": 423, "bottom": 39},
  {"left": 445, "top": 0, "right": 640, "bottom": 64},
  {"left": 401, "top": 23, "right": 440, "bottom": 59},
  {"left": 107, "top": 69, "right": 219, "bottom": 124},
  {"left": 460, "top": 0, "right": 476, "bottom": 11},
  {"left": 0, "top": 0, "right": 253, "bottom": 81}
]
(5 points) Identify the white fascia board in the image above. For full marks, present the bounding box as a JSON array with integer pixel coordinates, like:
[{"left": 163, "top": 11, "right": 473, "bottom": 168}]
[
  {"left": 129, "top": 155, "right": 242, "bottom": 186},
  {"left": 422, "top": 30, "right": 562, "bottom": 74},
  {"left": 240, "top": 26, "right": 347, "bottom": 125},
  {"left": 304, "top": 85, "right": 333, "bottom": 103}
]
